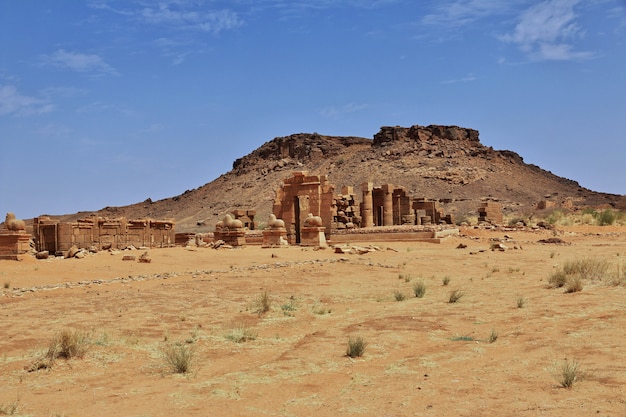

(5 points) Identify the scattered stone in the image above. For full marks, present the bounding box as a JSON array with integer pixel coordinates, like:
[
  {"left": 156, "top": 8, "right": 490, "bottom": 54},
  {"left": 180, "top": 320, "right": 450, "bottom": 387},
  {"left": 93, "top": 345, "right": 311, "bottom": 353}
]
[
  {"left": 490, "top": 243, "right": 508, "bottom": 251},
  {"left": 122, "top": 255, "right": 136, "bottom": 261},
  {"left": 74, "top": 250, "right": 86, "bottom": 259},
  {"left": 538, "top": 237, "right": 567, "bottom": 244},
  {"left": 138, "top": 252, "right": 151, "bottom": 263},
  {"left": 456, "top": 243, "right": 467, "bottom": 249},
  {"left": 36, "top": 251, "right": 49, "bottom": 259},
  {"left": 65, "top": 245, "right": 80, "bottom": 259}
]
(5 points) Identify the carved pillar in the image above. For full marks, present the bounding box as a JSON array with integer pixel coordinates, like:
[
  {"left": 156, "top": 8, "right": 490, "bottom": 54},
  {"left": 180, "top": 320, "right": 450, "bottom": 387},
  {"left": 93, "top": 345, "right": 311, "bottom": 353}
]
[
  {"left": 361, "top": 182, "right": 374, "bottom": 228},
  {"left": 382, "top": 184, "right": 394, "bottom": 226}
]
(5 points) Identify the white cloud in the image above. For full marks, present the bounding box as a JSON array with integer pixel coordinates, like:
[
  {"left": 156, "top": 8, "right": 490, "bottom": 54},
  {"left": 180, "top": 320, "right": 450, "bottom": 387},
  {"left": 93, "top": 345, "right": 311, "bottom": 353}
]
[
  {"left": 42, "top": 49, "right": 118, "bottom": 76},
  {"left": 140, "top": 6, "right": 243, "bottom": 33},
  {"left": 421, "top": 0, "right": 513, "bottom": 27},
  {"left": 320, "top": 102, "right": 368, "bottom": 118},
  {"left": 502, "top": 0, "right": 595, "bottom": 61},
  {"left": 0, "top": 85, "right": 54, "bottom": 117}
]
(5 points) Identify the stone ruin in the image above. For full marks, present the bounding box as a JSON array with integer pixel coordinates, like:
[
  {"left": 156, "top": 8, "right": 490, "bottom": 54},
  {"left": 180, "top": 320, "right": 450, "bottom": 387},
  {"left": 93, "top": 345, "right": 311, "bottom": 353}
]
[
  {"left": 360, "top": 183, "right": 453, "bottom": 228},
  {"left": 272, "top": 172, "right": 457, "bottom": 245},
  {"left": 300, "top": 213, "right": 327, "bottom": 247},
  {"left": 0, "top": 213, "right": 31, "bottom": 260},
  {"left": 273, "top": 171, "right": 334, "bottom": 244},
  {"left": 478, "top": 202, "right": 503, "bottom": 225},
  {"left": 214, "top": 214, "right": 246, "bottom": 246},
  {"left": 262, "top": 214, "right": 288, "bottom": 247},
  {"left": 232, "top": 209, "right": 257, "bottom": 230},
  {"left": 33, "top": 215, "right": 175, "bottom": 255}
]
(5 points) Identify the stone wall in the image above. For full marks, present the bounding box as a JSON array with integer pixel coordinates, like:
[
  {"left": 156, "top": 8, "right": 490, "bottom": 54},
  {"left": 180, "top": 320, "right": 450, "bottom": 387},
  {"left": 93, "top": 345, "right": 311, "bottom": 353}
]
[{"left": 34, "top": 215, "right": 175, "bottom": 254}]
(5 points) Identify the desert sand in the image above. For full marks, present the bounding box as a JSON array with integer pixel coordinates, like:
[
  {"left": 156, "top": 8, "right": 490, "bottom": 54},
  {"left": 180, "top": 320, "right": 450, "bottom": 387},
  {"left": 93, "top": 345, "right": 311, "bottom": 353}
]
[{"left": 1, "top": 226, "right": 625, "bottom": 417}]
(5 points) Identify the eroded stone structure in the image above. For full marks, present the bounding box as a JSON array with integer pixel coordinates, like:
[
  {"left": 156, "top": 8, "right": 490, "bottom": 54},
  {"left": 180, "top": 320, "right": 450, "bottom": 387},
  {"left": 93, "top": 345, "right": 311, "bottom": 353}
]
[
  {"left": 332, "top": 186, "right": 361, "bottom": 230},
  {"left": 262, "top": 214, "right": 288, "bottom": 247},
  {"left": 214, "top": 214, "right": 246, "bottom": 246},
  {"left": 300, "top": 214, "right": 327, "bottom": 247},
  {"left": 232, "top": 209, "right": 257, "bottom": 230},
  {"left": 0, "top": 213, "right": 31, "bottom": 260},
  {"left": 360, "top": 184, "right": 451, "bottom": 227},
  {"left": 273, "top": 172, "right": 334, "bottom": 244},
  {"left": 478, "top": 201, "right": 503, "bottom": 225},
  {"left": 34, "top": 215, "right": 174, "bottom": 254},
  {"left": 273, "top": 173, "right": 454, "bottom": 244}
]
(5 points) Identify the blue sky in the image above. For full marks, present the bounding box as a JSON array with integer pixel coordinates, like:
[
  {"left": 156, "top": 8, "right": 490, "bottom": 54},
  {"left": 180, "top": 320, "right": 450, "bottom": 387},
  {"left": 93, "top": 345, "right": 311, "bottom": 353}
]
[{"left": 1, "top": 0, "right": 625, "bottom": 220}]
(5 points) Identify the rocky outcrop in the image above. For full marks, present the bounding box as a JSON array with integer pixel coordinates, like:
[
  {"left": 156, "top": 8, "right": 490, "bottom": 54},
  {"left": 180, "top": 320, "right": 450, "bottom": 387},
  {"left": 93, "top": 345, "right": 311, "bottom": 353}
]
[{"left": 232, "top": 133, "right": 370, "bottom": 174}]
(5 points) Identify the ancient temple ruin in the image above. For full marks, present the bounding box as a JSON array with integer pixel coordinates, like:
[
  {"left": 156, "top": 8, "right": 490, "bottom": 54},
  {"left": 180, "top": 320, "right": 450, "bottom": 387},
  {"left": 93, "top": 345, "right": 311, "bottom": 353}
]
[
  {"left": 34, "top": 215, "right": 175, "bottom": 254},
  {"left": 273, "top": 173, "right": 455, "bottom": 245},
  {"left": 273, "top": 172, "right": 335, "bottom": 244},
  {"left": 360, "top": 183, "right": 451, "bottom": 227}
]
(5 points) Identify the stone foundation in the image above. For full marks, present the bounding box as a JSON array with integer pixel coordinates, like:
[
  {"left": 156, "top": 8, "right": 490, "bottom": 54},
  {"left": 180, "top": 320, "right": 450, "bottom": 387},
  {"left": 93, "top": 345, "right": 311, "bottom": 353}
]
[
  {"left": 0, "top": 231, "right": 31, "bottom": 260},
  {"left": 300, "top": 226, "right": 327, "bottom": 247},
  {"left": 262, "top": 228, "right": 288, "bottom": 247}
]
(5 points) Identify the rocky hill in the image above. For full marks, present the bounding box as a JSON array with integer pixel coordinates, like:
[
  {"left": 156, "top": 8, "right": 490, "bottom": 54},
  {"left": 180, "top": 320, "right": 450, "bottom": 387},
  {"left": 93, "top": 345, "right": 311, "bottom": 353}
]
[{"left": 51, "top": 124, "right": 623, "bottom": 232}]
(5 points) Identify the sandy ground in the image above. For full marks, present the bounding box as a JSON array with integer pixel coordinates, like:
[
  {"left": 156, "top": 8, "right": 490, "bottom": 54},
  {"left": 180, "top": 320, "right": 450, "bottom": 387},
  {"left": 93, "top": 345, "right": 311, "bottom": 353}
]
[{"left": 1, "top": 226, "right": 626, "bottom": 417}]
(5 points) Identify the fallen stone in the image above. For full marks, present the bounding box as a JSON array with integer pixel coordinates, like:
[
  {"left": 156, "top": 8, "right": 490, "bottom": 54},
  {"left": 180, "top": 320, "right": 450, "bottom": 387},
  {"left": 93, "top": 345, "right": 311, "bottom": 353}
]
[
  {"left": 122, "top": 255, "right": 136, "bottom": 261},
  {"left": 138, "top": 252, "right": 151, "bottom": 263},
  {"left": 36, "top": 251, "right": 49, "bottom": 259},
  {"left": 66, "top": 245, "right": 80, "bottom": 259}
]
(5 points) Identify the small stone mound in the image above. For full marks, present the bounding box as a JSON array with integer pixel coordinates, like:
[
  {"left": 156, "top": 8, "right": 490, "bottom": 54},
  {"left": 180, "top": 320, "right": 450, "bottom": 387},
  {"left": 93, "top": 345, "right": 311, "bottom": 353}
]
[{"left": 538, "top": 237, "right": 567, "bottom": 244}]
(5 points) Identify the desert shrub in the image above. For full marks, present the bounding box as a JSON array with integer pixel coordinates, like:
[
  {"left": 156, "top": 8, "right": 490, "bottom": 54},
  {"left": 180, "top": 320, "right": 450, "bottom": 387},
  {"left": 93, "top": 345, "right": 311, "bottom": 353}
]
[
  {"left": 448, "top": 290, "right": 464, "bottom": 303},
  {"left": 47, "top": 329, "right": 90, "bottom": 360},
  {"left": 565, "top": 275, "right": 583, "bottom": 293},
  {"left": 393, "top": 290, "right": 406, "bottom": 301},
  {"left": 488, "top": 329, "right": 498, "bottom": 343},
  {"left": 562, "top": 258, "right": 609, "bottom": 281},
  {"left": 442, "top": 276, "right": 451, "bottom": 286},
  {"left": 413, "top": 281, "right": 426, "bottom": 298},
  {"left": 548, "top": 270, "right": 568, "bottom": 288},
  {"left": 557, "top": 359, "right": 581, "bottom": 388},
  {"left": 253, "top": 290, "right": 272, "bottom": 316},
  {"left": 225, "top": 326, "right": 257, "bottom": 343},
  {"left": 346, "top": 336, "right": 367, "bottom": 358},
  {"left": 162, "top": 343, "right": 195, "bottom": 374},
  {"left": 549, "top": 258, "right": 609, "bottom": 291},
  {"left": 2, "top": 282, "right": 9, "bottom": 289},
  {"left": 596, "top": 209, "right": 616, "bottom": 226},
  {"left": 516, "top": 295, "right": 526, "bottom": 308}
]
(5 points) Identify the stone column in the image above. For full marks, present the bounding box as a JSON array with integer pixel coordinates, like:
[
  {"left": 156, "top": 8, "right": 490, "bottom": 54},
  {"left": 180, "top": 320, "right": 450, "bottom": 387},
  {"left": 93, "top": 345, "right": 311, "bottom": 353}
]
[
  {"left": 382, "top": 184, "right": 394, "bottom": 226},
  {"left": 361, "top": 182, "right": 374, "bottom": 228}
]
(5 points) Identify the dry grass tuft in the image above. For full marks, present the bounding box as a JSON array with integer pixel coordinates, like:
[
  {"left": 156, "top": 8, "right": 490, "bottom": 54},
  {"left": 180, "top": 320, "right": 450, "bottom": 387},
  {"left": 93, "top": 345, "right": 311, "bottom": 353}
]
[
  {"left": 346, "top": 336, "right": 367, "bottom": 358},
  {"left": 47, "top": 329, "right": 90, "bottom": 360},
  {"left": 556, "top": 359, "right": 582, "bottom": 388},
  {"left": 413, "top": 281, "right": 426, "bottom": 298},
  {"left": 162, "top": 343, "right": 195, "bottom": 374},
  {"left": 225, "top": 325, "right": 257, "bottom": 343},
  {"left": 448, "top": 290, "right": 464, "bottom": 303},
  {"left": 253, "top": 290, "right": 272, "bottom": 316}
]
